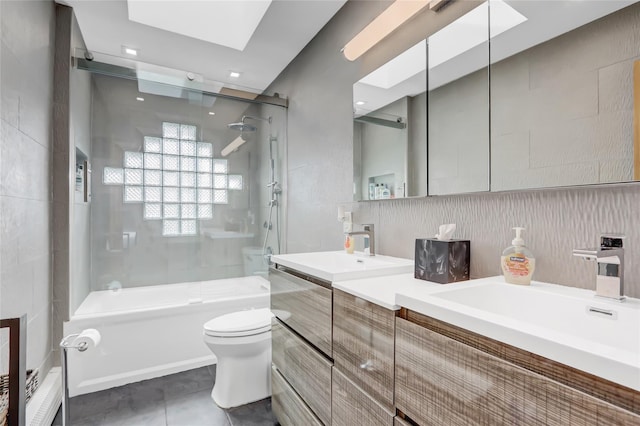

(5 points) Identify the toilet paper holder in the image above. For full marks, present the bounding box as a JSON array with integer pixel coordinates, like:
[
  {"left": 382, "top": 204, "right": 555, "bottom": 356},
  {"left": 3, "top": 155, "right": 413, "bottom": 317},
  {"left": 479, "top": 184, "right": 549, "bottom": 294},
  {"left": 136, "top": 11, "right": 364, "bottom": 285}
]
[{"left": 59, "top": 329, "right": 101, "bottom": 426}]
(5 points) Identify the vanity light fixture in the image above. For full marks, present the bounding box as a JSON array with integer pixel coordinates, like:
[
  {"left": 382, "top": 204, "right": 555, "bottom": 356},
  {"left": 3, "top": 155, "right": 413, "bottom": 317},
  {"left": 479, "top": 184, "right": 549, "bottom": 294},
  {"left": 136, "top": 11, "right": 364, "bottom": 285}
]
[
  {"left": 221, "top": 135, "right": 246, "bottom": 157},
  {"left": 342, "top": 0, "right": 432, "bottom": 61}
]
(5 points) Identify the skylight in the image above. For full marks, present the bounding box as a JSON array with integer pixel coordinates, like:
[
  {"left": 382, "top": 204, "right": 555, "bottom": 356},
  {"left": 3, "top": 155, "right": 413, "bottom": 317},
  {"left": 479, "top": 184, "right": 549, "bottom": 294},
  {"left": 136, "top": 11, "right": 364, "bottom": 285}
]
[{"left": 126, "top": 0, "right": 272, "bottom": 51}]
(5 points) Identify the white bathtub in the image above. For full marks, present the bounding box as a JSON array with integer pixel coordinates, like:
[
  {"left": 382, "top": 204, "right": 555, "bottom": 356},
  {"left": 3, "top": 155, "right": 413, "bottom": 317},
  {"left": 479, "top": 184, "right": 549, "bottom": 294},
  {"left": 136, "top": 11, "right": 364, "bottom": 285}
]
[{"left": 64, "top": 276, "right": 270, "bottom": 396}]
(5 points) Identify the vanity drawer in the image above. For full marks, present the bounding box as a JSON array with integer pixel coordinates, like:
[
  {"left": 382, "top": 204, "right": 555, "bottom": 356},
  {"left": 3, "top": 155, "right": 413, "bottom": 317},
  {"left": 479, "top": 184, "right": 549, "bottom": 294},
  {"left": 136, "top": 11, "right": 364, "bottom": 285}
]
[
  {"left": 395, "top": 317, "right": 640, "bottom": 426},
  {"left": 333, "top": 289, "right": 396, "bottom": 411},
  {"left": 272, "top": 319, "right": 332, "bottom": 425},
  {"left": 270, "top": 266, "right": 332, "bottom": 356},
  {"left": 332, "top": 368, "right": 394, "bottom": 426},
  {"left": 394, "top": 417, "right": 412, "bottom": 426},
  {"left": 272, "top": 365, "right": 323, "bottom": 426}
]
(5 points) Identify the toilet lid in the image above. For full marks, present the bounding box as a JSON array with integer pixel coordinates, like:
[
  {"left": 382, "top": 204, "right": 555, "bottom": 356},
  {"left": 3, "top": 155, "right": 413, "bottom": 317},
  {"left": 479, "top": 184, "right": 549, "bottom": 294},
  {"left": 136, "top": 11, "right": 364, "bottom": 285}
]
[{"left": 204, "top": 308, "right": 273, "bottom": 337}]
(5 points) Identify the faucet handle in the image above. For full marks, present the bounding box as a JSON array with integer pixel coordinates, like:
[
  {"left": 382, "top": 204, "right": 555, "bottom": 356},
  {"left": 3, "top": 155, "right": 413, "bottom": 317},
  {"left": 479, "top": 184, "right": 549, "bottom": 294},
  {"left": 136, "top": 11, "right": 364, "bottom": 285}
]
[{"left": 600, "top": 234, "right": 624, "bottom": 249}]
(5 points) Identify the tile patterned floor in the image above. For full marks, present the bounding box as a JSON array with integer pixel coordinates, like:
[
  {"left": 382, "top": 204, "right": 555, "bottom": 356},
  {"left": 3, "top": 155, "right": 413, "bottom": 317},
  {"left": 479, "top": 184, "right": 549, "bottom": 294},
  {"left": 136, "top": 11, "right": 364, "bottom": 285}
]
[{"left": 52, "top": 366, "right": 277, "bottom": 426}]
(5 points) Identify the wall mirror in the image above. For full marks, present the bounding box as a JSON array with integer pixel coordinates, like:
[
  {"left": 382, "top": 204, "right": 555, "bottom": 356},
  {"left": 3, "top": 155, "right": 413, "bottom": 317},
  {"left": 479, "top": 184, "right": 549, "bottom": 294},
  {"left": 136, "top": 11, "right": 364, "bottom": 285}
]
[
  {"left": 490, "top": 0, "right": 640, "bottom": 191},
  {"left": 353, "top": 40, "right": 427, "bottom": 200},
  {"left": 427, "top": 0, "right": 490, "bottom": 195}
]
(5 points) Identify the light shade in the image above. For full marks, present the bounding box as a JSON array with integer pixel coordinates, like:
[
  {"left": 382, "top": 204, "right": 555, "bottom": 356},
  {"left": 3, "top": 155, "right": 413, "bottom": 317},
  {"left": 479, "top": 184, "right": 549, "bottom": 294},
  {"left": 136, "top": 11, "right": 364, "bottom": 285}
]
[
  {"left": 342, "top": 0, "right": 430, "bottom": 61},
  {"left": 221, "top": 136, "right": 247, "bottom": 157}
]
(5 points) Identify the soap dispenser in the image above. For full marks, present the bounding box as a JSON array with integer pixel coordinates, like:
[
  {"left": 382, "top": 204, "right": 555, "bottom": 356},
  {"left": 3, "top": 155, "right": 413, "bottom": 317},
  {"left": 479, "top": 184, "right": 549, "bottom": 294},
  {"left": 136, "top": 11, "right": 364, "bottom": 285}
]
[{"left": 501, "top": 227, "right": 535, "bottom": 285}]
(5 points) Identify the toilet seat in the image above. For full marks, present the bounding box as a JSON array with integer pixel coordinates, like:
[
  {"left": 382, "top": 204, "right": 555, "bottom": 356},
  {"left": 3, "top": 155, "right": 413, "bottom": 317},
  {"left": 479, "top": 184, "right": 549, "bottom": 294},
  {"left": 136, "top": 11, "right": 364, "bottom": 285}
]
[{"left": 204, "top": 308, "right": 273, "bottom": 337}]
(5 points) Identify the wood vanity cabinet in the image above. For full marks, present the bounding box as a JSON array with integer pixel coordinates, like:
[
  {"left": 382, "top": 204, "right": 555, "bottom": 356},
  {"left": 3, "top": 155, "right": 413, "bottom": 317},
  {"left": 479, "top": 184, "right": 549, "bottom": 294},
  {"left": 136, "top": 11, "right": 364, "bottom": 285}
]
[
  {"left": 332, "top": 368, "right": 395, "bottom": 426},
  {"left": 271, "top": 319, "right": 332, "bottom": 425},
  {"left": 395, "top": 312, "right": 640, "bottom": 426},
  {"left": 271, "top": 365, "right": 323, "bottom": 426},
  {"left": 270, "top": 265, "right": 334, "bottom": 425},
  {"left": 332, "top": 289, "right": 396, "bottom": 412}
]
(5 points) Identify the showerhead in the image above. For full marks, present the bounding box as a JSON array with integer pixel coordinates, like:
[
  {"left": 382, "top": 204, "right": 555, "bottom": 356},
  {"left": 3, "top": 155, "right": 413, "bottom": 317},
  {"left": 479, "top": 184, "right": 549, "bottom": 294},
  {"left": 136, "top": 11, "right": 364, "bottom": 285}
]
[{"left": 227, "top": 122, "right": 257, "bottom": 132}]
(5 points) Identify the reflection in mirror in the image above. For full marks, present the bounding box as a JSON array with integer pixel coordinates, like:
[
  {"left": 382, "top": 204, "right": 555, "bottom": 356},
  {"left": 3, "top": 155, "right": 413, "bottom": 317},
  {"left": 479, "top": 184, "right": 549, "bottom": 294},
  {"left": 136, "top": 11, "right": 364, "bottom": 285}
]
[
  {"left": 490, "top": 0, "right": 640, "bottom": 191},
  {"left": 353, "top": 41, "right": 427, "bottom": 200},
  {"left": 427, "top": 0, "right": 494, "bottom": 195}
]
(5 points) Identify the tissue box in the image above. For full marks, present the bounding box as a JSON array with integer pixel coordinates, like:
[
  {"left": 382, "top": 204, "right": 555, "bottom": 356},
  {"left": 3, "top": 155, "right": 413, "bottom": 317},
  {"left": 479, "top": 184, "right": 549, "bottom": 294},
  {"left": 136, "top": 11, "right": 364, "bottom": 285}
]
[{"left": 414, "top": 238, "right": 470, "bottom": 284}]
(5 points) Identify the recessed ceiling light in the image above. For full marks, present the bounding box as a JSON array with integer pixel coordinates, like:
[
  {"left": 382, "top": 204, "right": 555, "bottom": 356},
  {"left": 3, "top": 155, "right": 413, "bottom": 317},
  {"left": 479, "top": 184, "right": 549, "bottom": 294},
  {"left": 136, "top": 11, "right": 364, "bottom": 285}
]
[
  {"left": 229, "top": 71, "right": 241, "bottom": 78},
  {"left": 208, "top": 112, "right": 216, "bottom": 116},
  {"left": 123, "top": 46, "right": 138, "bottom": 56},
  {"left": 136, "top": 97, "right": 144, "bottom": 101},
  {"left": 356, "top": 101, "right": 366, "bottom": 106}
]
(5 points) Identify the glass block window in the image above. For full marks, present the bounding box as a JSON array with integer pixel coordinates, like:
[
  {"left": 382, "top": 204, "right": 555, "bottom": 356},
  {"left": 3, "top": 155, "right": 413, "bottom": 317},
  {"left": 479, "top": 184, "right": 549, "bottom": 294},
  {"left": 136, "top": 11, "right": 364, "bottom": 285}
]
[
  {"left": 103, "top": 121, "right": 240, "bottom": 237},
  {"left": 144, "top": 186, "right": 162, "bottom": 202},
  {"left": 163, "top": 171, "right": 180, "bottom": 187},
  {"left": 228, "top": 175, "right": 243, "bottom": 190},
  {"left": 197, "top": 142, "right": 213, "bottom": 158},
  {"left": 144, "top": 137, "right": 162, "bottom": 153},
  {"left": 213, "top": 189, "right": 228, "bottom": 204},
  {"left": 125, "top": 169, "right": 143, "bottom": 185},
  {"left": 213, "top": 159, "right": 228, "bottom": 174},
  {"left": 103, "top": 167, "right": 124, "bottom": 185},
  {"left": 124, "top": 186, "right": 143, "bottom": 203},
  {"left": 163, "top": 204, "right": 180, "bottom": 219},
  {"left": 144, "top": 170, "right": 162, "bottom": 186},
  {"left": 213, "top": 174, "right": 227, "bottom": 189},
  {"left": 163, "top": 219, "right": 180, "bottom": 236},
  {"left": 144, "top": 203, "right": 162, "bottom": 220},
  {"left": 124, "top": 152, "right": 144, "bottom": 169},
  {"left": 163, "top": 139, "right": 180, "bottom": 155}
]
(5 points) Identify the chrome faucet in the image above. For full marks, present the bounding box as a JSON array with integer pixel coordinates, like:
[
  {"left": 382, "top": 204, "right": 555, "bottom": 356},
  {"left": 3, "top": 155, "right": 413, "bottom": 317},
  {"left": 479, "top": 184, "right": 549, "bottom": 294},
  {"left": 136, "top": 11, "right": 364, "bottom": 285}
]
[
  {"left": 572, "top": 234, "right": 625, "bottom": 301},
  {"left": 348, "top": 224, "right": 375, "bottom": 256}
]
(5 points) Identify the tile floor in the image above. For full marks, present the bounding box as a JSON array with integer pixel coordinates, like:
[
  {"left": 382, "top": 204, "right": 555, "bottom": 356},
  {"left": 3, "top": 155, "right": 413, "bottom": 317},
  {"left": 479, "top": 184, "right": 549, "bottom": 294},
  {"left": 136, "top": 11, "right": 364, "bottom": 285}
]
[{"left": 52, "top": 366, "right": 277, "bottom": 426}]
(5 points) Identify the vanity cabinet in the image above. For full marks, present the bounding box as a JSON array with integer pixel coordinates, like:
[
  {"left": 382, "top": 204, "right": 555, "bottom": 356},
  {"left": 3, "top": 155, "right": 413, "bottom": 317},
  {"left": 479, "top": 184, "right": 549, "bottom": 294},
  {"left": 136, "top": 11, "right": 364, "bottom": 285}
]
[
  {"left": 271, "top": 365, "right": 324, "bottom": 426},
  {"left": 333, "top": 289, "right": 396, "bottom": 411},
  {"left": 270, "top": 266, "right": 332, "bottom": 355},
  {"left": 332, "top": 368, "right": 395, "bottom": 426},
  {"left": 270, "top": 264, "right": 334, "bottom": 425},
  {"left": 395, "top": 313, "right": 640, "bottom": 425},
  {"left": 271, "top": 319, "right": 332, "bottom": 425}
]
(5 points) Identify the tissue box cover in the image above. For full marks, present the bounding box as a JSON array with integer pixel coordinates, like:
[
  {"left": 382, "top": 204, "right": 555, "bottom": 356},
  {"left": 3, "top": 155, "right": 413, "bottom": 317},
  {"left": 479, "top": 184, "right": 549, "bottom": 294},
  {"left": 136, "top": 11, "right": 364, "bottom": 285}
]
[{"left": 415, "top": 238, "right": 470, "bottom": 284}]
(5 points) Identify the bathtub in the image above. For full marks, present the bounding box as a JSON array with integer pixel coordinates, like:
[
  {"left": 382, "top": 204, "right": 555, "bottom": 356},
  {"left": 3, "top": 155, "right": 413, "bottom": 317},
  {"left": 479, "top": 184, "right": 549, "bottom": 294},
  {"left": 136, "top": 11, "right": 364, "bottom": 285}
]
[{"left": 63, "top": 276, "right": 270, "bottom": 397}]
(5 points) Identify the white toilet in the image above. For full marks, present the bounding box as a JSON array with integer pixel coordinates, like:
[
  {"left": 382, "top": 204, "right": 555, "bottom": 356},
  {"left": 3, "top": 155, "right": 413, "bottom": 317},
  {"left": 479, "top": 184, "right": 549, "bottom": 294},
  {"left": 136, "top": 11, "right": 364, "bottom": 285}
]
[{"left": 203, "top": 308, "right": 274, "bottom": 408}]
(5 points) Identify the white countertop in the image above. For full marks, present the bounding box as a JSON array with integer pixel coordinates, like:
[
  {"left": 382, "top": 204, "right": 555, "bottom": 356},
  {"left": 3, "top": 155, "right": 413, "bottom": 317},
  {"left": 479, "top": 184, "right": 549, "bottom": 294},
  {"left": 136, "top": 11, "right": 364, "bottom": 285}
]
[
  {"left": 332, "top": 273, "right": 445, "bottom": 310},
  {"left": 271, "top": 251, "right": 414, "bottom": 282}
]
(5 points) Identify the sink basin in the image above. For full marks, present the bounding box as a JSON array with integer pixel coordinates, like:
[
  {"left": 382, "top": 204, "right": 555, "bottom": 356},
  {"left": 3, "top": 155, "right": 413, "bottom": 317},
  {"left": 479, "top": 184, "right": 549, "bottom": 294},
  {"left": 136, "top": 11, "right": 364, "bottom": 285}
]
[
  {"left": 270, "top": 251, "right": 414, "bottom": 282},
  {"left": 396, "top": 277, "right": 640, "bottom": 391}
]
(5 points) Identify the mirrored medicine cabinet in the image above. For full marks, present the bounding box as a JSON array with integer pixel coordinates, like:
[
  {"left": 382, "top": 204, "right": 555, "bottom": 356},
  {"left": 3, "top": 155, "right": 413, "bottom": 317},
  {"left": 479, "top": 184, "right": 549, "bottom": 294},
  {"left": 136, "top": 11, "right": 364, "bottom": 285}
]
[{"left": 352, "top": 0, "right": 640, "bottom": 201}]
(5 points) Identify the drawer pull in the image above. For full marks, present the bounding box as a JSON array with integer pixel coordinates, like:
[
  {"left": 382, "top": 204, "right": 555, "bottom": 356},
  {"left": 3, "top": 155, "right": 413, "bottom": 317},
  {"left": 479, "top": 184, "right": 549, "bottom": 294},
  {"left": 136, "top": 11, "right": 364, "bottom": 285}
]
[{"left": 360, "top": 360, "right": 375, "bottom": 371}]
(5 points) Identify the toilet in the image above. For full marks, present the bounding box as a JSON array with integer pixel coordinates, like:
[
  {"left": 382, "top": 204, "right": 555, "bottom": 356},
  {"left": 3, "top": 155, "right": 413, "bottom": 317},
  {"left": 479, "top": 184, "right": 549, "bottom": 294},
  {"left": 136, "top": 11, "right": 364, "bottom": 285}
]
[{"left": 203, "top": 308, "right": 274, "bottom": 408}]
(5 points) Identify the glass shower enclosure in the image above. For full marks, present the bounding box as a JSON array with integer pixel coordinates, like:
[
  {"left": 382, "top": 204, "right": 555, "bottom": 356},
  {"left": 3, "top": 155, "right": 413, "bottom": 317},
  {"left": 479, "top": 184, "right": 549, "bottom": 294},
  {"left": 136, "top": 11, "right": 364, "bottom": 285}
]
[{"left": 70, "top": 56, "right": 287, "bottom": 315}]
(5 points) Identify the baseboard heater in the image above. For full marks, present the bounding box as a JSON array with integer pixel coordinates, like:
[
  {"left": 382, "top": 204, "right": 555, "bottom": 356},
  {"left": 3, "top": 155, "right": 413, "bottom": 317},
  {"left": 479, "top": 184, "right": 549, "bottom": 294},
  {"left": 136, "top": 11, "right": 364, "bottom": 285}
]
[{"left": 26, "top": 367, "right": 61, "bottom": 426}]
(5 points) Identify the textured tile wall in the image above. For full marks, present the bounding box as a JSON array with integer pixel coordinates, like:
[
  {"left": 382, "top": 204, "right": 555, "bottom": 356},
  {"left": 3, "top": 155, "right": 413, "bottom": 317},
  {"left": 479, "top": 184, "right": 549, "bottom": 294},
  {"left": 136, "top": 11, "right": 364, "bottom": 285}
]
[
  {"left": 0, "top": 0, "right": 55, "bottom": 374},
  {"left": 345, "top": 184, "right": 640, "bottom": 298}
]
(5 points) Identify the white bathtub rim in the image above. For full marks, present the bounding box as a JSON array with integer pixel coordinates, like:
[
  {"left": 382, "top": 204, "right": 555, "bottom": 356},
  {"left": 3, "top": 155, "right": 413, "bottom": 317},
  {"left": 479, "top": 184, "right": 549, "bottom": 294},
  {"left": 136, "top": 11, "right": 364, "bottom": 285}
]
[{"left": 70, "top": 293, "right": 269, "bottom": 324}]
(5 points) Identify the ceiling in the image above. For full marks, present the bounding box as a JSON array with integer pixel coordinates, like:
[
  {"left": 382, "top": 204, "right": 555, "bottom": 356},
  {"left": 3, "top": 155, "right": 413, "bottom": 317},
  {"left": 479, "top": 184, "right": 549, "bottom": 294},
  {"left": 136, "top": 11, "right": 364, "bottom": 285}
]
[{"left": 59, "top": 0, "right": 347, "bottom": 93}]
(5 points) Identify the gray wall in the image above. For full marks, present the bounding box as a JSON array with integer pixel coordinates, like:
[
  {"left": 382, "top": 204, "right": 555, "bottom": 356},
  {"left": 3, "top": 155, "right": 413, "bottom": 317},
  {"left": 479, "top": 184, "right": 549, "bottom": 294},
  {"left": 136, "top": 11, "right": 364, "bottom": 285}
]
[
  {"left": 269, "top": 1, "right": 640, "bottom": 298},
  {"left": 0, "top": 0, "right": 55, "bottom": 374}
]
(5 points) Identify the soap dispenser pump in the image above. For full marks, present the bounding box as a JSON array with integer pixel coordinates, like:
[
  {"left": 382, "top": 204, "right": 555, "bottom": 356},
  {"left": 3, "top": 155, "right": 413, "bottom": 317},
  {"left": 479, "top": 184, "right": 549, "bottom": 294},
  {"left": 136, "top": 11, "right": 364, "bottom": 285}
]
[{"left": 501, "top": 227, "right": 535, "bottom": 285}]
